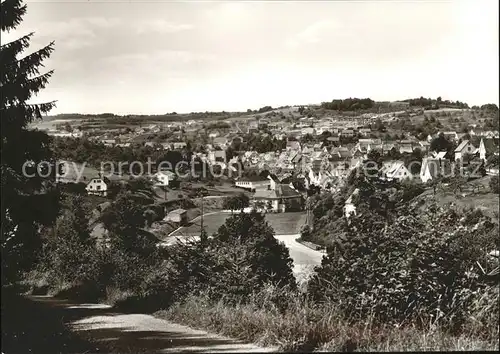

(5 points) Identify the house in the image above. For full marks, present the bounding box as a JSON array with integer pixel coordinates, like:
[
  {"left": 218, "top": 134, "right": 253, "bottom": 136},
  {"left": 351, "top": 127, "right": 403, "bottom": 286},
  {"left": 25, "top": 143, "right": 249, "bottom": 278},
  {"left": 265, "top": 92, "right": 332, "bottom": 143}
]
[
  {"left": 454, "top": 140, "right": 478, "bottom": 161},
  {"left": 101, "top": 139, "right": 116, "bottom": 147},
  {"left": 432, "top": 151, "right": 448, "bottom": 160},
  {"left": 301, "top": 127, "right": 316, "bottom": 136},
  {"left": 442, "top": 131, "right": 459, "bottom": 142},
  {"left": 478, "top": 138, "right": 499, "bottom": 162},
  {"left": 208, "top": 150, "right": 227, "bottom": 164},
  {"left": 313, "top": 143, "right": 323, "bottom": 151},
  {"left": 251, "top": 177, "right": 303, "bottom": 212},
  {"left": 164, "top": 208, "right": 187, "bottom": 225},
  {"left": 286, "top": 140, "right": 301, "bottom": 151},
  {"left": 380, "top": 161, "right": 412, "bottom": 181},
  {"left": 86, "top": 177, "right": 108, "bottom": 197},
  {"left": 161, "top": 142, "right": 171, "bottom": 150},
  {"left": 420, "top": 157, "right": 453, "bottom": 184},
  {"left": 213, "top": 137, "right": 228, "bottom": 148},
  {"left": 344, "top": 188, "right": 359, "bottom": 218},
  {"left": 358, "top": 128, "right": 371, "bottom": 137},
  {"left": 153, "top": 170, "right": 176, "bottom": 187},
  {"left": 235, "top": 179, "right": 270, "bottom": 192},
  {"left": 399, "top": 140, "right": 415, "bottom": 154},
  {"left": 341, "top": 129, "right": 355, "bottom": 138},
  {"left": 326, "top": 136, "right": 340, "bottom": 144},
  {"left": 418, "top": 141, "right": 430, "bottom": 153},
  {"left": 173, "top": 142, "right": 187, "bottom": 150}
]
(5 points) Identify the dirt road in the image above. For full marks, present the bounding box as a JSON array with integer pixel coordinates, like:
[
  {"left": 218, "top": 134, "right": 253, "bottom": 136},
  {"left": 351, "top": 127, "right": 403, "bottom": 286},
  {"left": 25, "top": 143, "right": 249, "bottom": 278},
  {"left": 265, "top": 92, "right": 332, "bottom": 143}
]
[{"left": 29, "top": 295, "right": 277, "bottom": 353}]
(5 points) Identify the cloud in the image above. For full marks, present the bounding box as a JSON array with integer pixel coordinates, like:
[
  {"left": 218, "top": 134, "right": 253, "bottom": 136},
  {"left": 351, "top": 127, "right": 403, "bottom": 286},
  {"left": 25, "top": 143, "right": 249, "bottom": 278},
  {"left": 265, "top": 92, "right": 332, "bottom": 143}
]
[
  {"left": 100, "top": 49, "right": 216, "bottom": 77},
  {"left": 285, "top": 20, "right": 341, "bottom": 48},
  {"left": 3, "top": 17, "right": 122, "bottom": 50},
  {"left": 135, "top": 20, "right": 194, "bottom": 34}
]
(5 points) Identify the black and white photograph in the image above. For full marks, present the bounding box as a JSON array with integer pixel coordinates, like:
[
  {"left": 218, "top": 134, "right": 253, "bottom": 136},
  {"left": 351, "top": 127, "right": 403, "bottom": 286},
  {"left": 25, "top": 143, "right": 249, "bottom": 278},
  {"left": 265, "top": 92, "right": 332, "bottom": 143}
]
[{"left": 1, "top": 0, "right": 499, "bottom": 352}]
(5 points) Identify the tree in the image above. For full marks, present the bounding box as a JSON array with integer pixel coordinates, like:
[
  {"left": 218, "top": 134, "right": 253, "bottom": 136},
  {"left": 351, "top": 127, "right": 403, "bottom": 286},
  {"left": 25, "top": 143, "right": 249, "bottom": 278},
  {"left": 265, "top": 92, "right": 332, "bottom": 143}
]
[
  {"left": 490, "top": 175, "right": 499, "bottom": 194},
  {"left": 1, "top": 0, "right": 58, "bottom": 283},
  {"left": 222, "top": 193, "right": 250, "bottom": 214},
  {"left": 213, "top": 211, "right": 296, "bottom": 288},
  {"left": 307, "top": 203, "right": 496, "bottom": 327},
  {"left": 430, "top": 133, "right": 455, "bottom": 158},
  {"left": 43, "top": 195, "right": 98, "bottom": 284},
  {"left": 99, "top": 191, "right": 156, "bottom": 256}
]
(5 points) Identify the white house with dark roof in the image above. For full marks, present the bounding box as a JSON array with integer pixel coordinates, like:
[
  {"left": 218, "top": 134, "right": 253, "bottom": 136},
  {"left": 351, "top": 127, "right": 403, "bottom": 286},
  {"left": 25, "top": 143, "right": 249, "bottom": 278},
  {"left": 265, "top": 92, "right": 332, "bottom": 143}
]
[
  {"left": 454, "top": 140, "right": 478, "bottom": 161},
  {"left": 153, "top": 170, "right": 176, "bottom": 187},
  {"left": 251, "top": 175, "right": 303, "bottom": 212},
  {"left": 86, "top": 177, "right": 108, "bottom": 197},
  {"left": 380, "top": 161, "right": 412, "bottom": 181}
]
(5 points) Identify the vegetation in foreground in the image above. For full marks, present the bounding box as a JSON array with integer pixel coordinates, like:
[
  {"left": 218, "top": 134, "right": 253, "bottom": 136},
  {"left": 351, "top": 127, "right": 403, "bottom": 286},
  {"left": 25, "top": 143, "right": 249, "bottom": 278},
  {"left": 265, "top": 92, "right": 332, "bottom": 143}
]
[{"left": 2, "top": 0, "right": 499, "bottom": 352}]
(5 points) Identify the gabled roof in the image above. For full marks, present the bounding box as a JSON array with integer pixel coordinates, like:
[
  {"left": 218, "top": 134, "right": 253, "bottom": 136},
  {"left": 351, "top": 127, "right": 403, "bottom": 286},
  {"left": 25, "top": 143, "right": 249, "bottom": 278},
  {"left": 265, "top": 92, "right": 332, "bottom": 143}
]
[
  {"left": 381, "top": 160, "right": 407, "bottom": 178},
  {"left": 481, "top": 138, "right": 499, "bottom": 153},
  {"left": 454, "top": 140, "right": 476, "bottom": 152},
  {"left": 286, "top": 141, "right": 301, "bottom": 150},
  {"left": 434, "top": 151, "right": 447, "bottom": 159},
  {"left": 213, "top": 137, "right": 228, "bottom": 145},
  {"left": 421, "top": 158, "right": 453, "bottom": 177},
  {"left": 291, "top": 153, "right": 302, "bottom": 163}
]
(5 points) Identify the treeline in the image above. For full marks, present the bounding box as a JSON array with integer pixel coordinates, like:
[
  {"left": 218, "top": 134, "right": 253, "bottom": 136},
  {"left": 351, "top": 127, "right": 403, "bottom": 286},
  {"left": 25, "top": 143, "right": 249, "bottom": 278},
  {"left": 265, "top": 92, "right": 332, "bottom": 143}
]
[
  {"left": 320, "top": 98, "right": 375, "bottom": 111},
  {"left": 228, "top": 133, "right": 287, "bottom": 155},
  {"left": 51, "top": 137, "right": 191, "bottom": 171},
  {"left": 50, "top": 111, "right": 247, "bottom": 125},
  {"left": 403, "top": 96, "right": 469, "bottom": 109}
]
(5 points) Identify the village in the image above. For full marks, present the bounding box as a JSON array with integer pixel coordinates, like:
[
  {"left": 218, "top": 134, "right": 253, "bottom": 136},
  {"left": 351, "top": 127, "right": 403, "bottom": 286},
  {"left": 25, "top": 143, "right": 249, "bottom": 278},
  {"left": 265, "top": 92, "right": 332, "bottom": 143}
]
[{"left": 36, "top": 104, "right": 499, "bottom": 243}]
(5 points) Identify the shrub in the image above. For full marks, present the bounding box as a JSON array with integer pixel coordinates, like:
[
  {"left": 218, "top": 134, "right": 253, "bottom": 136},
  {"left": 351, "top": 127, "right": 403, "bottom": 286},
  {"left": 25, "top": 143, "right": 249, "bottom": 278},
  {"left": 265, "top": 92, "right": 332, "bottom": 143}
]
[
  {"left": 489, "top": 175, "right": 499, "bottom": 194},
  {"left": 307, "top": 204, "right": 498, "bottom": 332}
]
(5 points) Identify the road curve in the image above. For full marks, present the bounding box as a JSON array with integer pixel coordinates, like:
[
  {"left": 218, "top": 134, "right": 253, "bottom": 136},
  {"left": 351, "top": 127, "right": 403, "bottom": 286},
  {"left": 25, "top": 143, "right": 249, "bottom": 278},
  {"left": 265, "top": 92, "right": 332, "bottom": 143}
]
[
  {"left": 29, "top": 295, "right": 277, "bottom": 353},
  {"left": 161, "top": 232, "right": 325, "bottom": 282},
  {"left": 274, "top": 234, "right": 326, "bottom": 284}
]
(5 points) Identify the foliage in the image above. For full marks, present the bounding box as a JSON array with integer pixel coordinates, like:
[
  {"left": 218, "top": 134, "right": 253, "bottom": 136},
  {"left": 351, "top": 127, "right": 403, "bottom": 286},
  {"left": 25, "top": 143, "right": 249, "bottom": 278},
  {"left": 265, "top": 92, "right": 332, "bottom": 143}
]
[
  {"left": 222, "top": 193, "right": 250, "bottom": 212},
  {"left": 1, "top": 0, "right": 58, "bottom": 283},
  {"left": 403, "top": 96, "right": 469, "bottom": 109},
  {"left": 430, "top": 133, "right": 456, "bottom": 158},
  {"left": 490, "top": 175, "right": 499, "bottom": 194},
  {"left": 39, "top": 195, "right": 99, "bottom": 285},
  {"left": 308, "top": 203, "right": 497, "bottom": 331},
  {"left": 321, "top": 98, "right": 375, "bottom": 111}
]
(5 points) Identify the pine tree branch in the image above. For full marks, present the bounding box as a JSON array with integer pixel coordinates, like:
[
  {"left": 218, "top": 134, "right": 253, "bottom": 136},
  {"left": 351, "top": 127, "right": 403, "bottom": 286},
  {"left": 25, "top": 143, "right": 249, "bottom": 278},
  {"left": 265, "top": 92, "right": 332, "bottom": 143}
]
[
  {"left": 1, "top": 70, "right": 54, "bottom": 106},
  {"left": 0, "top": 32, "right": 32, "bottom": 66},
  {"left": 0, "top": 0, "right": 27, "bottom": 32},
  {"left": 1, "top": 101, "right": 57, "bottom": 134},
  {"left": 1, "top": 42, "right": 54, "bottom": 85}
]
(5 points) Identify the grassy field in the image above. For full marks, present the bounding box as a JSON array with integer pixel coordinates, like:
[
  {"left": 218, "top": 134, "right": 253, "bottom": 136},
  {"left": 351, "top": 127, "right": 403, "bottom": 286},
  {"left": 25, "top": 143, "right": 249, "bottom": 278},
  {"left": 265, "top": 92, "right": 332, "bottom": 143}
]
[
  {"left": 170, "top": 211, "right": 307, "bottom": 237},
  {"left": 414, "top": 176, "right": 499, "bottom": 223}
]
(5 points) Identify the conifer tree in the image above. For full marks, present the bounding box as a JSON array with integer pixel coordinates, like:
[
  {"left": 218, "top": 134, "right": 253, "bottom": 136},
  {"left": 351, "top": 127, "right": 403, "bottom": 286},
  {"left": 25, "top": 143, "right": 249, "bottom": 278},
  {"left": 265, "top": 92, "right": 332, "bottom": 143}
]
[{"left": 1, "top": 0, "right": 58, "bottom": 283}]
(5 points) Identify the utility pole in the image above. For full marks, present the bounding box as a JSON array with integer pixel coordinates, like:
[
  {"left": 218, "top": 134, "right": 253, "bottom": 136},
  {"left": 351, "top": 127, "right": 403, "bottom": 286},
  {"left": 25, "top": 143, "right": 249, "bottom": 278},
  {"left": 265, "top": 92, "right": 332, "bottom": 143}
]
[
  {"left": 198, "top": 187, "right": 207, "bottom": 235},
  {"left": 200, "top": 193, "right": 204, "bottom": 234}
]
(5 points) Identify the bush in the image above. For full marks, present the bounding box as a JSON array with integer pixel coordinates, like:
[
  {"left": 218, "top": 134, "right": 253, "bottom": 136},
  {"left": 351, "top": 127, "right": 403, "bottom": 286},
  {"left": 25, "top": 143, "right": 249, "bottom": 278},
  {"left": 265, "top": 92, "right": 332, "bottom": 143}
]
[
  {"left": 489, "top": 175, "right": 499, "bottom": 194},
  {"left": 307, "top": 204, "right": 498, "bottom": 332}
]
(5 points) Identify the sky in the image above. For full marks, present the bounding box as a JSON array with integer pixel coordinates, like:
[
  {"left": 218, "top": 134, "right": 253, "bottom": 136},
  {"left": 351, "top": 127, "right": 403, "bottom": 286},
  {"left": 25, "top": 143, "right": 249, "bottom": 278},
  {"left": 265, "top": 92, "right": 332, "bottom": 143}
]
[{"left": 3, "top": 0, "right": 499, "bottom": 114}]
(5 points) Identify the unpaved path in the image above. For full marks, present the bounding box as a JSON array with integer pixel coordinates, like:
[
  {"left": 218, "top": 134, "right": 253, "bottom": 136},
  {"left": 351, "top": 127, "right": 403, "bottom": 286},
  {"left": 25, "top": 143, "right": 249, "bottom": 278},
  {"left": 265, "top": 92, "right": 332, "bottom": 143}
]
[{"left": 29, "top": 295, "right": 277, "bottom": 353}]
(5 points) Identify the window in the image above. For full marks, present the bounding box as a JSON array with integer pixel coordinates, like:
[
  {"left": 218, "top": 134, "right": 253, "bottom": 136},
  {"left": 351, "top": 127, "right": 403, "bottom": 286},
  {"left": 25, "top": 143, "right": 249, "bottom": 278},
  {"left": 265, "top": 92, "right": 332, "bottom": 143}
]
[{"left": 97, "top": 186, "right": 101, "bottom": 190}]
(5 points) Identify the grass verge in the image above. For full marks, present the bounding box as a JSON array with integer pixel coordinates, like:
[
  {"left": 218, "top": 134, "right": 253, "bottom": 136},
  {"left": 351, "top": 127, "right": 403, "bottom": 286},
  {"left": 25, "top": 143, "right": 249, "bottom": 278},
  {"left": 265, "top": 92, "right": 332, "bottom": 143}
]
[{"left": 154, "top": 287, "right": 499, "bottom": 352}]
